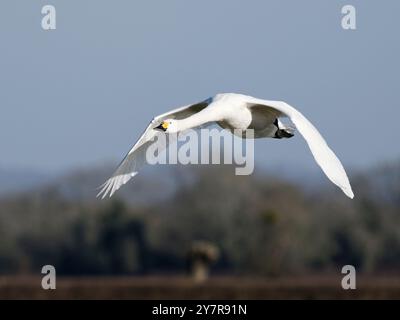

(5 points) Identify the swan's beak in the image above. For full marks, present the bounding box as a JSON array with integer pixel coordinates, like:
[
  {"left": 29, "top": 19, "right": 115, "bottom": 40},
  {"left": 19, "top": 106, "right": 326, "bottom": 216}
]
[{"left": 155, "top": 122, "right": 168, "bottom": 132}]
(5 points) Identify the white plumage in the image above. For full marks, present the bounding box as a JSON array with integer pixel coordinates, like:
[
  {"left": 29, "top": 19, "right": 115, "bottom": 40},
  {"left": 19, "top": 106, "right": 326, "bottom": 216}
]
[{"left": 97, "top": 93, "right": 354, "bottom": 199}]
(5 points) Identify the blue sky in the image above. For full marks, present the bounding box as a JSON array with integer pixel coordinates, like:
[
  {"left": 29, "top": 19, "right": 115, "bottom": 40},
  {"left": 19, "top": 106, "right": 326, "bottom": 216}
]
[{"left": 0, "top": 0, "right": 399, "bottom": 173}]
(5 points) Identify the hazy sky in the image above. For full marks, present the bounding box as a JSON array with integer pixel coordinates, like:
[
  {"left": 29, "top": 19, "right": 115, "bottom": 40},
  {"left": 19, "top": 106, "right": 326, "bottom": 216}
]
[{"left": 0, "top": 1, "right": 399, "bottom": 173}]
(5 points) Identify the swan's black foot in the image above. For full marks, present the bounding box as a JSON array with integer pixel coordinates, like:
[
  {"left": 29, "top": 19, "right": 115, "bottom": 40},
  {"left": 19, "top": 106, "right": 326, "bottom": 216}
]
[
  {"left": 275, "top": 129, "right": 294, "bottom": 139},
  {"left": 273, "top": 118, "right": 295, "bottom": 139}
]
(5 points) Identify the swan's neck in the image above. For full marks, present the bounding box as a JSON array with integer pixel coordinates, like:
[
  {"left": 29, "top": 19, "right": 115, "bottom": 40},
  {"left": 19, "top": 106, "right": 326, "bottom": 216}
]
[{"left": 177, "top": 108, "right": 221, "bottom": 132}]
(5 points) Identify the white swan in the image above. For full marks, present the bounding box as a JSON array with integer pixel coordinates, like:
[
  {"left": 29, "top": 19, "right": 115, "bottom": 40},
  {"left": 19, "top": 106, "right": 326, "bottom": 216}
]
[{"left": 97, "top": 93, "right": 354, "bottom": 199}]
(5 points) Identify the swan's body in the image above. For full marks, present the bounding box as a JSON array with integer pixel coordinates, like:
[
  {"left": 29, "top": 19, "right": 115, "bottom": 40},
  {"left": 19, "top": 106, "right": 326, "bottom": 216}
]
[{"left": 98, "top": 93, "right": 354, "bottom": 199}]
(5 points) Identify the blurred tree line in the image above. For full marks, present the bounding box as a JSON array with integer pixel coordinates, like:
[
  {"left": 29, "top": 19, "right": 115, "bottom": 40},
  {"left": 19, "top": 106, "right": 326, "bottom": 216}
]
[{"left": 0, "top": 162, "right": 399, "bottom": 276}]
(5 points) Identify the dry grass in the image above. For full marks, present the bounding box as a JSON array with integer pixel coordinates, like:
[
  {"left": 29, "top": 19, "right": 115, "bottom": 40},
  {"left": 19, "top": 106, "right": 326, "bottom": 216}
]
[{"left": 1, "top": 275, "right": 400, "bottom": 299}]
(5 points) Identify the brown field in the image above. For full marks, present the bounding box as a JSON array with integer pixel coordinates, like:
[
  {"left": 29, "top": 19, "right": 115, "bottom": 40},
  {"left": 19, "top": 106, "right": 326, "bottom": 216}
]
[{"left": 1, "top": 275, "right": 400, "bottom": 299}]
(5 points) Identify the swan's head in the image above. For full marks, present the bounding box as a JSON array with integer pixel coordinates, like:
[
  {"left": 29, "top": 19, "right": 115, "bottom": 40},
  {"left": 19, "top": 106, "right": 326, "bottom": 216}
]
[{"left": 155, "top": 119, "right": 179, "bottom": 133}]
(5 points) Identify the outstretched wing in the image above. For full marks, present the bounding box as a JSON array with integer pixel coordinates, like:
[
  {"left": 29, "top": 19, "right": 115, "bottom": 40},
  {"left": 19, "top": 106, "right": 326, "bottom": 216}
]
[
  {"left": 245, "top": 96, "right": 354, "bottom": 199},
  {"left": 97, "top": 99, "right": 211, "bottom": 199}
]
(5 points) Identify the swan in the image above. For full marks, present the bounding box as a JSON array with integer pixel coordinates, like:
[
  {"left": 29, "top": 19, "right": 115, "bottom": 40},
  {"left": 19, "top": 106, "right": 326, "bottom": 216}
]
[{"left": 97, "top": 93, "right": 354, "bottom": 199}]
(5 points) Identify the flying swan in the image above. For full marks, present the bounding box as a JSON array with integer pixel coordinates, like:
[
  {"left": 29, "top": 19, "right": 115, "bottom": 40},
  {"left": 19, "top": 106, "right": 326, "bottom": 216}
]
[{"left": 97, "top": 93, "right": 354, "bottom": 199}]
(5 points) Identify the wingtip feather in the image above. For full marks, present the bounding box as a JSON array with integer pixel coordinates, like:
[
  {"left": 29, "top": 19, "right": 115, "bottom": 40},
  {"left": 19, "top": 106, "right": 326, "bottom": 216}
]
[
  {"left": 343, "top": 186, "right": 355, "bottom": 199},
  {"left": 96, "top": 172, "right": 139, "bottom": 200}
]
